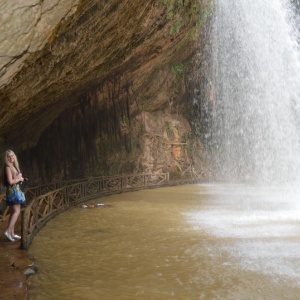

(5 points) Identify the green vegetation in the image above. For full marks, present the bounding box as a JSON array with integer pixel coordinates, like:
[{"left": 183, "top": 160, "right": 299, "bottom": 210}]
[
  {"left": 160, "top": 0, "right": 214, "bottom": 36},
  {"left": 165, "top": 121, "right": 173, "bottom": 137},
  {"left": 168, "top": 63, "right": 186, "bottom": 104},
  {"left": 170, "top": 63, "right": 184, "bottom": 77},
  {"left": 170, "top": 19, "right": 182, "bottom": 35}
]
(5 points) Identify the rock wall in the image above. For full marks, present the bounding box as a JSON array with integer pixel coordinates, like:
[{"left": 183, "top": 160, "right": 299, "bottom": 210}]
[
  {"left": 0, "top": 0, "right": 214, "bottom": 183},
  {"left": 0, "top": 0, "right": 79, "bottom": 87},
  {"left": 20, "top": 62, "right": 213, "bottom": 184}
]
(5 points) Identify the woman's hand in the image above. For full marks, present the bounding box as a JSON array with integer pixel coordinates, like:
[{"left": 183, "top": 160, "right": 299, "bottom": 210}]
[{"left": 17, "top": 173, "right": 24, "bottom": 182}]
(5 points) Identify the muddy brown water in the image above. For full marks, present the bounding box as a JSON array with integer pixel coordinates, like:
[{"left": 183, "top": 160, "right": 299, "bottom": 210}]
[{"left": 28, "top": 184, "right": 300, "bottom": 299}]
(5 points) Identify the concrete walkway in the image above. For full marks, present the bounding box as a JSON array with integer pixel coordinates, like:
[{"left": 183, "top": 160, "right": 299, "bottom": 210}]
[{"left": 0, "top": 219, "right": 30, "bottom": 300}]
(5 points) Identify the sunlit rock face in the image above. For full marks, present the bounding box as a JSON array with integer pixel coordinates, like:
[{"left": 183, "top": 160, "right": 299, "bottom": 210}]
[
  {"left": 0, "top": 0, "right": 214, "bottom": 182},
  {"left": 0, "top": 0, "right": 79, "bottom": 87}
]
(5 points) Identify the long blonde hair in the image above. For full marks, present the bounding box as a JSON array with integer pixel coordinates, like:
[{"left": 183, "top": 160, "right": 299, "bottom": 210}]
[{"left": 3, "top": 149, "right": 20, "bottom": 178}]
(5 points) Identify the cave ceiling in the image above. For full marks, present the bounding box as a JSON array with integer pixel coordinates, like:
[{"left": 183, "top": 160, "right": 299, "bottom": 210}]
[{"left": 0, "top": 0, "right": 208, "bottom": 150}]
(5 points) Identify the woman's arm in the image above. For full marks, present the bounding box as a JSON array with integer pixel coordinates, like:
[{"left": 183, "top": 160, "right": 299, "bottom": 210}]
[{"left": 5, "top": 166, "right": 23, "bottom": 185}]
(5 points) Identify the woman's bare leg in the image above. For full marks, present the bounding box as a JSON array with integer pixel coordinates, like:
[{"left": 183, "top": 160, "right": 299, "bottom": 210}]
[{"left": 7, "top": 204, "right": 20, "bottom": 236}]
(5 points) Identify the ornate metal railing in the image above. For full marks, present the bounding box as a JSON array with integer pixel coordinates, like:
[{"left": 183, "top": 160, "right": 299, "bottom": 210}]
[{"left": 18, "top": 173, "right": 169, "bottom": 249}]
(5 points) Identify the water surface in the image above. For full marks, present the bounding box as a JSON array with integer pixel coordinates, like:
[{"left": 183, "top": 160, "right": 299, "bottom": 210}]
[{"left": 29, "top": 185, "right": 300, "bottom": 299}]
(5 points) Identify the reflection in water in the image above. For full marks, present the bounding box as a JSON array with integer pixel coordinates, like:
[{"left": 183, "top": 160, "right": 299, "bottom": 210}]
[{"left": 29, "top": 185, "right": 300, "bottom": 299}]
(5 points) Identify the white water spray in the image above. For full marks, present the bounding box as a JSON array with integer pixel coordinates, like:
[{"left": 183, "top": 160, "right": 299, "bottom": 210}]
[{"left": 213, "top": 0, "right": 300, "bottom": 183}]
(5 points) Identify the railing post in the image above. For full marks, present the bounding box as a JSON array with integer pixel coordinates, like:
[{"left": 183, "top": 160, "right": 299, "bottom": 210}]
[
  {"left": 20, "top": 209, "right": 25, "bottom": 250},
  {"left": 21, "top": 207, "right": 28, "bottom": 250},
  {"left": 99, "top": 178, "right": 102, "bottom": 195},
  {"left": 63, "top": 186, "right": 69, "bottom": 206}
]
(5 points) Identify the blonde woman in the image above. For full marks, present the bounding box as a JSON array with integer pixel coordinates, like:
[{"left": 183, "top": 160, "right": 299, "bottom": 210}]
[{"left": 2, "top": 150, "right": 25, "bottom": 242}]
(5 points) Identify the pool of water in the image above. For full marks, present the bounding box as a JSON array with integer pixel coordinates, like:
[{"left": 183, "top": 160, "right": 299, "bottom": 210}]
[{"left": 28, "top": 184, "right": 300, "bottom": 299}]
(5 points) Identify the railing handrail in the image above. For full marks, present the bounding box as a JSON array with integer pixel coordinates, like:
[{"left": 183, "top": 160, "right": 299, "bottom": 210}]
[{"left": 19, "top": 173, "right": 170, "bottom": 250}]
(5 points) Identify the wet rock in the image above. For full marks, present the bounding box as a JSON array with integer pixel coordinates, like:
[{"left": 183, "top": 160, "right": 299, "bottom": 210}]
[
  {"left": 24, "top": 267, "right": 36, "bottom": 277},
  {"left": 13, "top": 258, "right": 34, "bottom": 269}
]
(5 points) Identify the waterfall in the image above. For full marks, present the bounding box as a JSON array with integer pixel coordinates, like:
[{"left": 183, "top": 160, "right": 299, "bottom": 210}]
[{"left": 212, "top": 0, "right": 300, "bottom": 184}]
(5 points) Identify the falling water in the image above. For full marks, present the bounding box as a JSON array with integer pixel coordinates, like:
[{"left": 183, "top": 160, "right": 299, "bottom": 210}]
[{"left": 212, "top": 0, "right": 300, "bottom": 183}]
